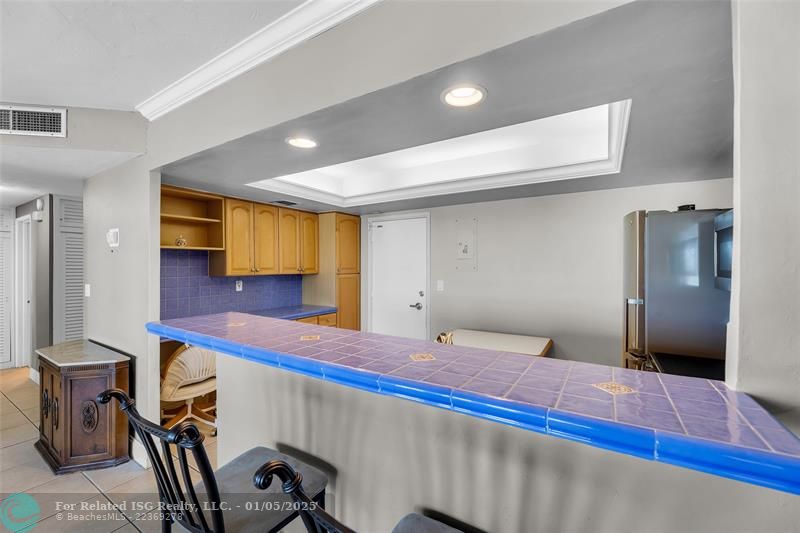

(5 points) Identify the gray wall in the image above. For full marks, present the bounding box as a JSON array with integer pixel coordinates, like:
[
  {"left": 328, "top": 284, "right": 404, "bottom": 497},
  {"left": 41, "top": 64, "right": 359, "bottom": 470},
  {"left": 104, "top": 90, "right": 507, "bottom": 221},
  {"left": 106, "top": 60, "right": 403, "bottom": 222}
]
[
  {"left": 363, "top": 179, "right": 733, "bottom": 367},
  {"left": 218, "top": 355, "right": 800, "bottom": 533},
  {"left": 727, "top": 0, "right": 800, "bottom": 423},
  {"left": 83, "top": 157, "right": 161, "bottom": 438},
  {"left": 16, "top": 195, "right": 52, "bottom": 369}
]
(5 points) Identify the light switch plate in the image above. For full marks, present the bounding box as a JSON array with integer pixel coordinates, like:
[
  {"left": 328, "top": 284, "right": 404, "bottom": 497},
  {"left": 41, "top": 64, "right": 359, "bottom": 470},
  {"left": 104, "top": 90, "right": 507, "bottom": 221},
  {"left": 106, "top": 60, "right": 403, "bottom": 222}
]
[
  {"left": 235, "top": 280, "right": 243, "bottom": 292},
  {"left": 84, "top": 284, "right": 91, "bottom": 297},
  {"left": 436, "top": 280, "right": 445, "bottom": 292},
  {"left": 106, "top": 228, "right": 120, "bottom": 248}
]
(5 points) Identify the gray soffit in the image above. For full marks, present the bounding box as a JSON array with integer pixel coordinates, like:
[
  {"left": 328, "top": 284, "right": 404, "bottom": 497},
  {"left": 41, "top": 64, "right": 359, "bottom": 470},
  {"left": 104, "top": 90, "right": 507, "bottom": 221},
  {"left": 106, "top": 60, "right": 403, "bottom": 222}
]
[{"left": 162, "top": 0, "right": 733, "bottom": 214}]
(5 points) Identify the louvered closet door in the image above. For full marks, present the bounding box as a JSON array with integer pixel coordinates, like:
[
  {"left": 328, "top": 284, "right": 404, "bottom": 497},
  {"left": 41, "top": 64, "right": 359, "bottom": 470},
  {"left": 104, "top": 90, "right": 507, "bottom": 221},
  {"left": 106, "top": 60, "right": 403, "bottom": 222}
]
[
  {"left": 0, "top": 232, "right": 11, "bottom": 366},
  {"left": 54, "top": 197, "right": 84, "bottom": 343}
]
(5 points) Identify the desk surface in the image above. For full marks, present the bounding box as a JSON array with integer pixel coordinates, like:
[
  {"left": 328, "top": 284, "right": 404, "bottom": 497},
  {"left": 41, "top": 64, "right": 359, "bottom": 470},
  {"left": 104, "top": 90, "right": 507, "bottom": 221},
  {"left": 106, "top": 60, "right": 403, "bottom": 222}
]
[{"left": 147, "top": 312, "right": 800, "bottom": 495}]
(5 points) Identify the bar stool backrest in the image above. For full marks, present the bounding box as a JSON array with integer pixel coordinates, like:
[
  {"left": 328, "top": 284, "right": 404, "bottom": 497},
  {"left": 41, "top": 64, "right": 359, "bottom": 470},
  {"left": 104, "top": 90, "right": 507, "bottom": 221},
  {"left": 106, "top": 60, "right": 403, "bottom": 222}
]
[{"left": 97, "top": 388, "right": 224, "bottom": 533}]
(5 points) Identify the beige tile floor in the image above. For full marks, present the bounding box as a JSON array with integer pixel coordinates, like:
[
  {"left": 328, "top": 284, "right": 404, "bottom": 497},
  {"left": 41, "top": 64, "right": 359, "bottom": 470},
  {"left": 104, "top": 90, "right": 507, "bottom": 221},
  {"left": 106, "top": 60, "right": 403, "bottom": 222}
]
[{"left": 0, "top": 368, "right": 220, "bottom": 533}]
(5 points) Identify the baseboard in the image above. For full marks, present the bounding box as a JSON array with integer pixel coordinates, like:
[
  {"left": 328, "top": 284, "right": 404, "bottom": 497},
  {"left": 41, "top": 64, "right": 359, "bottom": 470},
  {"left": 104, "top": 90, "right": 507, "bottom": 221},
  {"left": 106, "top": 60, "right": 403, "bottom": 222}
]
[
  {"left": 29, "top": 367, "right": 40, "bottom": 384},
  {"left": 130, "top": 436, "right": 150, "bottom": 468}
]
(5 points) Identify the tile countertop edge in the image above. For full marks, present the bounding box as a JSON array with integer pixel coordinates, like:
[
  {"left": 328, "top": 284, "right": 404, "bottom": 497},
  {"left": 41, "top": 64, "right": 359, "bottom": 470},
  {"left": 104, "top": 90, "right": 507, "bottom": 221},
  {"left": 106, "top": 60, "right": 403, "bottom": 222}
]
[
  {"left": 145, "top": 321, "right": 800, "bottom": 496},
  {"left": 655, "top": 430, "right": 800, "bottom": 494}
]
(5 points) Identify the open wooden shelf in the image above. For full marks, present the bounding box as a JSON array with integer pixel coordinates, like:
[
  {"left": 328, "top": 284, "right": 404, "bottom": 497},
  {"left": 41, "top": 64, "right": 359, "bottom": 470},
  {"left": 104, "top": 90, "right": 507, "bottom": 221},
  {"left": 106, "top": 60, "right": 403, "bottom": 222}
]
[
  {"left": 160, "top": 185, "right": 225, "bottom": 250},
  {"left": 161, "top": 245, "right": 225, "bottom": 251},
  {"left": 160, "top": 213, "right": 222, "bottom": 224}
]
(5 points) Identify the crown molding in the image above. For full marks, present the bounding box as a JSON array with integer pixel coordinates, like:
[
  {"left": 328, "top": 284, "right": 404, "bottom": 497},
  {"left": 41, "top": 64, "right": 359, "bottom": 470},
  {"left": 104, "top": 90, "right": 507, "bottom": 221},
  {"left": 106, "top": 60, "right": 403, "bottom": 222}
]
[
  {"left": 248, "top": 99, "right": 631, "bottom": 208},
  {"left": 136, "top": 0, "right": 381, "bottom": 121}
]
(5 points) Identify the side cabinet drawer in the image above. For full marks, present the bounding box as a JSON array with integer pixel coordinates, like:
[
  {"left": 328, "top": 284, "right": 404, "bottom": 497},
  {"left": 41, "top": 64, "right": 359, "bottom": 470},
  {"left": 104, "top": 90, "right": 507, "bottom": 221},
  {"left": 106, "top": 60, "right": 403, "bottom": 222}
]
[
  {"left": 296, "top": 316, "right": 319, "bottom": 325},
  {"left": 317, "top": 313, "right": 337, "bottom": 327}
]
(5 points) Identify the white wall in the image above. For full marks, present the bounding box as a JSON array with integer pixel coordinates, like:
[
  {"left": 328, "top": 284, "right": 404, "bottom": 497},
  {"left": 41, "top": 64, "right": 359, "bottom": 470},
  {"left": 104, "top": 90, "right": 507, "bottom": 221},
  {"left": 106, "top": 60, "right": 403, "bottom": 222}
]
[
  {"left": 83, "top": 157, "right": 161, "bottom": 462},
  {"left": 364, "top": 179, "right": 732, "bottom": 367},
  {"left": 727, "top": 1, "right": 800, "bottom": 421}
]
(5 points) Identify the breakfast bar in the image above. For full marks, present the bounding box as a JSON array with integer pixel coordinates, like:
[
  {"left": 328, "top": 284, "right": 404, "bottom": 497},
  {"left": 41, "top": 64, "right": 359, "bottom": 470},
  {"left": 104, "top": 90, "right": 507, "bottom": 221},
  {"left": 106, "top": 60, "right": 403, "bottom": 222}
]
[{"left": 147, "top": 312, "right": 800, "bottom": 499}]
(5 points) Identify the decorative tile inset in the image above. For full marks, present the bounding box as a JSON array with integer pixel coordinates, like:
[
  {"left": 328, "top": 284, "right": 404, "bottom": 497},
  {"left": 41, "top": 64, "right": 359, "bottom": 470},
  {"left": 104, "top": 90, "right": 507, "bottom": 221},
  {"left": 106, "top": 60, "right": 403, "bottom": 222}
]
[
  {"left": 410, "top": 353, "right": 436, "bottom": 362},
  {"left": 300, "top": 335, "right": 321, "bottom": 341},
  {"left": 592, "top": 382, "right": 636, "bottom": 395}
]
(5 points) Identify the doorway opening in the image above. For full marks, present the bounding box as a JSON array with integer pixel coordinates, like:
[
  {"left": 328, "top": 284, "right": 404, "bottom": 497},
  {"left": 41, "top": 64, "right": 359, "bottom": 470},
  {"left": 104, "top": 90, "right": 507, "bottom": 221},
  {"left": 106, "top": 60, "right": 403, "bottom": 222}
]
[{"left": 13, "top": 215, "right": 33, "bottom": 370}]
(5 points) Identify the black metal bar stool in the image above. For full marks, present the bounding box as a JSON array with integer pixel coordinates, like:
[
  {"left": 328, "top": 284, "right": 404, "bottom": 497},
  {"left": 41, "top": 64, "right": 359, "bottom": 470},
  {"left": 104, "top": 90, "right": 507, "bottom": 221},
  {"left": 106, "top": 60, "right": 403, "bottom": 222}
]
[
  {"left": 98, "top": 389, "right": 328, "bottom": 533},
  {"left": 254, "top": 460, "right": 463, "bottom": 533}
]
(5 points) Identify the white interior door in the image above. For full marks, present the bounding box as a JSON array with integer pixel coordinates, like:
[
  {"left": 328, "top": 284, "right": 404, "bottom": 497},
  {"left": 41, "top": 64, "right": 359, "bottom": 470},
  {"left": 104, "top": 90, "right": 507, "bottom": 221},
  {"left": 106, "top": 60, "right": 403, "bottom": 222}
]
[
  {"left": 14, "top": 217, "right": 32, "bottom": 368},
  {"left": 369, "top": 216, "right": 429, "bottom": 339}
]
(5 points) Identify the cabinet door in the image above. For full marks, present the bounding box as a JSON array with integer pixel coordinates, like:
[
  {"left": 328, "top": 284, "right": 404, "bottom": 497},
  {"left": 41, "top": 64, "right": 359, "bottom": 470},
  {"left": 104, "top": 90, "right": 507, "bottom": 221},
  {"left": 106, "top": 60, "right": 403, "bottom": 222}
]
[
  {"left": 50, "top": 370, "right": 63, "bottom": 458},
  {"left": 253, "top": 204, "right": 279, "bottom": 275},
  {"left": 336, "top": 214, "right": 360, "bottom": 274},
  {"left": 317, "top": 313, "right": 337, "bottom": 327},
  {"left": 225, "top": 199, "right": 254, "bottom": 276},
  {"left": 336, "top": 274, "right": 360, "bottom": 330},
  {"left": 278, "top": 209, "right": 300, "bottom": 274},
  {"left": 40, "top": 365, "right": 52, "bottom": 447},
  {"left": 300, "top": 212, "right": 319, "bottom": 274}
]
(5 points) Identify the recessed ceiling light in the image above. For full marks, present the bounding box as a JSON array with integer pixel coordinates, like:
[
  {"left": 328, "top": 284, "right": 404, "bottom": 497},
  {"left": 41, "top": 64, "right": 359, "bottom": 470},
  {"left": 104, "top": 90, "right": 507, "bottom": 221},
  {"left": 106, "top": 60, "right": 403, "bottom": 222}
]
[
  {"left": 286, "top": 137, "right": 317, "bottom": 149},
  {"left": 442, "top": 84, "right": 486, "bottom": 107}
]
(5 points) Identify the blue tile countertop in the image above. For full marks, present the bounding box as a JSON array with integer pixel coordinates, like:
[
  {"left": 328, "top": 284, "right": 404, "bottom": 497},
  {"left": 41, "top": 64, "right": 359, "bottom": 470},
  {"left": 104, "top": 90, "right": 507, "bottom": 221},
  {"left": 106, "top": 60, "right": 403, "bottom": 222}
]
[
  {"left": 248, "top": 305, "right": 337, "bottom": 321},
  {"left": 147, "top": 312, "right": 800, "bottom": 496}
]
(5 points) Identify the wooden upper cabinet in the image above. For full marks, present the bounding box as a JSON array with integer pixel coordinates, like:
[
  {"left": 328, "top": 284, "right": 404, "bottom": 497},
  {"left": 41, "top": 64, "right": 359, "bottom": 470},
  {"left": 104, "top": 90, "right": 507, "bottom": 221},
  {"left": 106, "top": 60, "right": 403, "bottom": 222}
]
[
  {"left": 253, "top": 204, "right": 279, "bottom": 275},
  {"left": 336, "top": 273, "right": 360, "bottom": 330},
  {"left": 300, "top": 212, "right": 319, "bottom": 274},
  {"left": 210, "top": 202, "right": 318, "bottom": 276},
  {"left": 335, "top": 214, "right": 360, "bottom": 274},
  {"left": 219, "top": 199, "right": 254, "bottom": 276},
  {"left": 278, "top": 209, "right": 301, "bottom": 274}
]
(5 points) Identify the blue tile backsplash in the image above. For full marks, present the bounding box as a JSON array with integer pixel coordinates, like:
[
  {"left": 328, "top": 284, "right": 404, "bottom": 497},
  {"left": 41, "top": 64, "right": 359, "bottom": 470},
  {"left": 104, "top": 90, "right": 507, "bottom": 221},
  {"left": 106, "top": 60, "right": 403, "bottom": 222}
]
[{"left": 160, "top": 250, "right": 302, "bottom": 319}]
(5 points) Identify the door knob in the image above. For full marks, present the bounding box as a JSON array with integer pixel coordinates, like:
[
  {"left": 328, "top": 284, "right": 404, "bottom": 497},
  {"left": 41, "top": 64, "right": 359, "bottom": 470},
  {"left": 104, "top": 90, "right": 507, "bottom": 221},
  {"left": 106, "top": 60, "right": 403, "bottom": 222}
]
[{"left": 409, "top": 303, "right": 423, "bottom": 310}]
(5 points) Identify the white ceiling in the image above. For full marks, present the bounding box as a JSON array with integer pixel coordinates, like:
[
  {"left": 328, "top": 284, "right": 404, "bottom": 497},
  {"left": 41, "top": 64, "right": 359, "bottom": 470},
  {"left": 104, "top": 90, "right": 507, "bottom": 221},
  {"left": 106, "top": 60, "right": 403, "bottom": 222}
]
[
  {"left": 0, "top": 0, "right": 303, "bottom": 111},
  {"left": 0, "top": 145, "right": 138, "bottom": 207},
  {"left": 249, "top": 101, "right": 630, "bottom": 207}
]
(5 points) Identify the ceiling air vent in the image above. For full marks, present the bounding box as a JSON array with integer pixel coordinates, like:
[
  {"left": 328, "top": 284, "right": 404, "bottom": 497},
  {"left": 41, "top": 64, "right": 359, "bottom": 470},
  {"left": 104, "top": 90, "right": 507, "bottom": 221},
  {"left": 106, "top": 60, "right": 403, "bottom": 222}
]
[
  {"left": 0, "top": 104, "right": 67, "bottom": 137},
  {"left": 273, "top": 200, "right": 297, "bottom": 206}
]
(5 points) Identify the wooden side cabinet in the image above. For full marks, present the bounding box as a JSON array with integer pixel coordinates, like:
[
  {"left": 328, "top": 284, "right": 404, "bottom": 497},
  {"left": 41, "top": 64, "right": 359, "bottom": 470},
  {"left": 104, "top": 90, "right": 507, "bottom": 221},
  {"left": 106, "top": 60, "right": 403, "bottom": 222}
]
[{"left": 35, "top": 341, "right": 130, "bottom": 474}]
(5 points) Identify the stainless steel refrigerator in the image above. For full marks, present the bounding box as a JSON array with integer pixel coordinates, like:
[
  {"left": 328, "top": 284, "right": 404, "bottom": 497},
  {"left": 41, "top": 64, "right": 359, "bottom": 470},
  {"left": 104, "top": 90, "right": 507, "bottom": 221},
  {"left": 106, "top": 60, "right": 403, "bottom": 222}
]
[{"left": 623, "top": 207, "right": 731, "bottom": 376}]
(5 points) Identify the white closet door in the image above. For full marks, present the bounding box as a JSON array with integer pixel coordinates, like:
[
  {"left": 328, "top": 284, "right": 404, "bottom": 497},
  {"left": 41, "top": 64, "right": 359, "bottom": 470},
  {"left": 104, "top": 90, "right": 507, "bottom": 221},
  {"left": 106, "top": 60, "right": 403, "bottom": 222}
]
[
  {"left": 0, "top": 232, "right": 12, "bottom": 367},
  {"left": 53, "top": 197, "right": 84, "bottom": 343}
]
